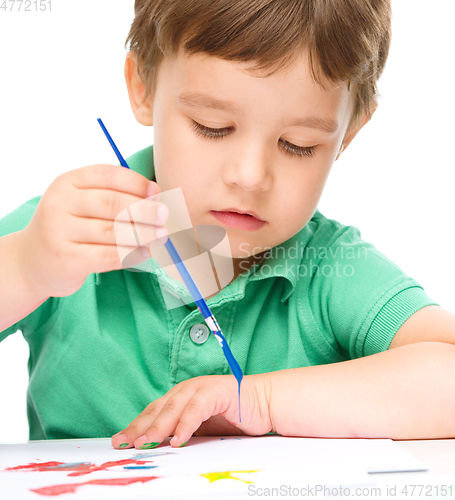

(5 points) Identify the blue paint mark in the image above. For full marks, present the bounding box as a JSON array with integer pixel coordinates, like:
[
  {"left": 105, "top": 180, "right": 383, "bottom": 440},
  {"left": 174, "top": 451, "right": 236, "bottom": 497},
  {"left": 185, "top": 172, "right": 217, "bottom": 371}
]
[
  {"left": 57, "top": 462, "right": 88, "bottom": 467},
  {"left": 52, "top": 462, "right": 92, "bottom": 469},
  {"left": 123, "top": 465, "right": 158, "bottom": 470},
  {"left": 130, "top": 451, "right": 175, "bottom": 459}
]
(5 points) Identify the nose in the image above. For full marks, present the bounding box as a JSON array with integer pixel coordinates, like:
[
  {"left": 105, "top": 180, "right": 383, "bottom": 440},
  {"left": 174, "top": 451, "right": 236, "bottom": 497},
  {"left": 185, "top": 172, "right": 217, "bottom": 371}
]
[{"left": 222, "top": 139, "right": 273, "bottom": 192}]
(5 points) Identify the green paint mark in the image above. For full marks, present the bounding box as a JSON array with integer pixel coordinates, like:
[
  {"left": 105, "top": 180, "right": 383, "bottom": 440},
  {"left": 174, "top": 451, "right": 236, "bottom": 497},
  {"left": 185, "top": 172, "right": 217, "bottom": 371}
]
[
  {"left": 179, "top": 441, "right": 188, "bottom": 447},
  {"left": 118, "top": 443, "right": 129, "bottom": 448},
  {"left": 139, "top": 442, "right": 160, "bottom": 450}
]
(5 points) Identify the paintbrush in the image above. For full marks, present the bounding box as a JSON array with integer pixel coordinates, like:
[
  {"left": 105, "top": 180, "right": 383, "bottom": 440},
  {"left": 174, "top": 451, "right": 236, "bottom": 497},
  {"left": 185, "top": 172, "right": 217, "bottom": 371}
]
[{"left": 97, "top": 118, "right": 243, "bottom": 421}]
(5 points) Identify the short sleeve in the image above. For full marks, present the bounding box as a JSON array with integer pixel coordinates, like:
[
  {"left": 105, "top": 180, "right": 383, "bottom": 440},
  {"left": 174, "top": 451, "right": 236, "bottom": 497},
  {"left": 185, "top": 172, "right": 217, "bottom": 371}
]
[
  {"left": 0, "top": 196, "right": 58, "bottom": 342},
  {"left": 307, "top": 223, "right": 439, "bottom": 359}
]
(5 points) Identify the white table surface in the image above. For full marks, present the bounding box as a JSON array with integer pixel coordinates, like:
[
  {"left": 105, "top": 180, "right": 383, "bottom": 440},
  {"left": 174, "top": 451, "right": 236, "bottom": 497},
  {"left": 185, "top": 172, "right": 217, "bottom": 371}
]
[{"left": 365, "top": 439, "right": 455, "bottom": 498}]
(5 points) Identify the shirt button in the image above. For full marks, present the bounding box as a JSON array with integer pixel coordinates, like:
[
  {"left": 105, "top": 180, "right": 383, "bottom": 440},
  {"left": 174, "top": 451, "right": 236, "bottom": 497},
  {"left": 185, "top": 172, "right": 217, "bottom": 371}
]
[{"left": 190, "top": 324, "right": 210, "bottom": 344}]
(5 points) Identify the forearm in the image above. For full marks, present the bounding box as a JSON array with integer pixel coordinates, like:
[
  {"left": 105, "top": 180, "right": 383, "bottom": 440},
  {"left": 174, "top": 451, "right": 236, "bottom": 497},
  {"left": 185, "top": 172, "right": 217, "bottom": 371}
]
[
  {"left": 0, "top": 231, "right": 48, "bottom": 332},
  {"left": 268, "top": 341, "right": 455, "bottom": 440}
]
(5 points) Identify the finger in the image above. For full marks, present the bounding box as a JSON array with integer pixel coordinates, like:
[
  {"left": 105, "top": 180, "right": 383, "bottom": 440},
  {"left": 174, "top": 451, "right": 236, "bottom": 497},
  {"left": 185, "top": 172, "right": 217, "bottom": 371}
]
[
  {"left": 68, "top": 243, "right": 153, "bottom": 275},
  {"left": 68, "top": 189, "right": 169, "bottom": 226},
  {"left": 111, "top": 395, "right": 175, "bottom": 450},
  {"left": 132, "top": 390, "right": 209, "bottom": 450},
  {"left": 168, "top": 386, "right": 223, "bottom": 448},
  {"left": 71, "top": 164, "right": 161, "bottom": 200},
  {"left": 68, "top": 217, "right": 168, "bottom": 247},
  {"left": 111, "top": 431, "right": 134, "bottom": 450}
]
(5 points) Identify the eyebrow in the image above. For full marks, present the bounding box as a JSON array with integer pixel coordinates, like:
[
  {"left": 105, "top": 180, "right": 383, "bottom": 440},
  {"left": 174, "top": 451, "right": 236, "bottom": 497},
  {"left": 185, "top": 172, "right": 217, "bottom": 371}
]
[
  {"left": 177, "top": 91, "right": 339, "bottom": 133},
  {"left": 286, "top": 116, "right": 339, "bottom": 134},
  {"left": 177, "top": 92, "right": 240, "bottom": 113}
]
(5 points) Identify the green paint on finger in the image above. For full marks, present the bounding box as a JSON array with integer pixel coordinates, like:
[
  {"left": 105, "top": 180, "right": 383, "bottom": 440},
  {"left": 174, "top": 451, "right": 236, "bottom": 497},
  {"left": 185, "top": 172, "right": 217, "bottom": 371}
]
[
  {"left": 139, "top": 442, "right": 160, "bottom": 450},
  {"left": 179, "top": 441, "right": 188, "bottom": 447},
  {"left": 118, "top": 443, "right": 130, "bottom": 448}
]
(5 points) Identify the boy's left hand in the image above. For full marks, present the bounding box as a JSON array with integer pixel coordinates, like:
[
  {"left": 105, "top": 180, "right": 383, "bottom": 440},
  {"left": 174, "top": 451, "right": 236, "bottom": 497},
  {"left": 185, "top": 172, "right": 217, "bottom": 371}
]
[{"left": 111, "top": 374, "right": 273, "bottom": 449}]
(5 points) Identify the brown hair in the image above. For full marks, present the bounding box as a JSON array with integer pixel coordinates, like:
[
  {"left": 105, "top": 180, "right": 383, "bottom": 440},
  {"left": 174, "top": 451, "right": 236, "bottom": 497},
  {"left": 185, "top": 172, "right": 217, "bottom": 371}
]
[{"left": 125, "top": 0, "right": 391, "bottom": 129}]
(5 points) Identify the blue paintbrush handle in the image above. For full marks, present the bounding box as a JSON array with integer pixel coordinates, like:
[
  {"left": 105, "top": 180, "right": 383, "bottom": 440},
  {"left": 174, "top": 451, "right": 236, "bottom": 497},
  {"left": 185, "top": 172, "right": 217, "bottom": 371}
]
[{"left": 164, "top": 238, "right": 243, "bottom": 385}]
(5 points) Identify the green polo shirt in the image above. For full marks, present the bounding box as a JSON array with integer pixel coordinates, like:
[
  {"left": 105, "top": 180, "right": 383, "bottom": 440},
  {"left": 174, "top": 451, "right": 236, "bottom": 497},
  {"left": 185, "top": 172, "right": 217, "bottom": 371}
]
[{"left": 0, "top": 145, "right": 438, "bottom": 440}]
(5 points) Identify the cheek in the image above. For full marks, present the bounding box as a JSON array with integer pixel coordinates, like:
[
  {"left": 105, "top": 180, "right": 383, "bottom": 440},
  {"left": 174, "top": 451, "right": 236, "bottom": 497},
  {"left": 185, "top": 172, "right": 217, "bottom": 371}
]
[
  {"left": 153, "top": 143, "right": 193, "bottom": 191},
  {"left": 154, "top": 156, "right": 205, "bottom": 222},
  {"left": 279, "top": 172, "right": 320, "bottom": 206},
  {"left": 272, "top": 174, "right": 325, "bottom": 230},
  {"left": 153, "top": 117, "right": 211, "bottom": 189},
  {"left": 297, "top": 154, "right": 335, "bottom": 202}
]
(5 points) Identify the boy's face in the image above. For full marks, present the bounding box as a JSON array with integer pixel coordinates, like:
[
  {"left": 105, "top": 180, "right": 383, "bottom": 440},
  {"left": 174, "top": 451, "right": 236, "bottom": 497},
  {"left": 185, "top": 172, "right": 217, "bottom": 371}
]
[{"left": 126, "top": 47, "right": 369, "bottom": 273}]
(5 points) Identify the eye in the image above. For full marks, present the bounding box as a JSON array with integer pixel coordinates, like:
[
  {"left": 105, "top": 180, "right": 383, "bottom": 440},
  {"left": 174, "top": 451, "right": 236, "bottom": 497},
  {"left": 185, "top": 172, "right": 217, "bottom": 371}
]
[
  {"left": 191, "top": 120, "right": 317, "bottom": 159},
  {"left": 279, "top": 139, "right": 316, "bottom": 158},
  {"left": 191, "top": 120, "right": 233, "bottom": 139}
]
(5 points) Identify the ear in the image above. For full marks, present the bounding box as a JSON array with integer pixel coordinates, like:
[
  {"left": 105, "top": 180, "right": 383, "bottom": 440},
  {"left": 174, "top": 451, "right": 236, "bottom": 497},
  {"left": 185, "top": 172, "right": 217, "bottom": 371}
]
[
  {"left": 336, "top": 100, "right": 378, "bottom": 160},
  {"left": 124, "top": 51, "right": 154, "bottom": 126}
]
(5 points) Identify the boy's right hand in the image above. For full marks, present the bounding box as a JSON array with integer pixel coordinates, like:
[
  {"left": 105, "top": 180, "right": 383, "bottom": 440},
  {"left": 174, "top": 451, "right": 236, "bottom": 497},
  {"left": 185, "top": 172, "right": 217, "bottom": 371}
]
[{"left": 17, "top": 164, "right": 169, "bottom": 299}]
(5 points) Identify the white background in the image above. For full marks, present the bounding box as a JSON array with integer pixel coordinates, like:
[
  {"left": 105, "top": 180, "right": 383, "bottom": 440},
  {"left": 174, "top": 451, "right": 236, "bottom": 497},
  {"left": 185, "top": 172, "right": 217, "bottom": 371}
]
[{"left": 0, "top": 1, "right": 454, "bottom": 443}]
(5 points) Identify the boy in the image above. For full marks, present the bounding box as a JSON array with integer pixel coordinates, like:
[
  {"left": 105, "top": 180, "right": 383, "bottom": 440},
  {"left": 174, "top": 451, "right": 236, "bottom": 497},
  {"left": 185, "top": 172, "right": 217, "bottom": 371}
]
[{"left": 2, "top": 0, "right": 455, "bottom": 450}]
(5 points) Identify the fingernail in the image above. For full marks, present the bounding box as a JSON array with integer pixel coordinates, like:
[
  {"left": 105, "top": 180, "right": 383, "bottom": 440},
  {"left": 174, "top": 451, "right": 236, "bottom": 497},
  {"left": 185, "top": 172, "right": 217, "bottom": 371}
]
[
  {"left": 157, "top": 204, "right": 169, "bottom": 224},
  {"left": 139, "top": 442, "right": 161, "bottom": 450},
  {"left": 135, "top": 435, "right": 147, "bottom": 447},
  {"left": 147, "top": 183, "right": 156, "bottom": 197},
  {"left": 135, "top": 435, "right": 161, "bottom": 450},
  {"left": 113, "top": 434, "right": 128, "bottom": 449}
]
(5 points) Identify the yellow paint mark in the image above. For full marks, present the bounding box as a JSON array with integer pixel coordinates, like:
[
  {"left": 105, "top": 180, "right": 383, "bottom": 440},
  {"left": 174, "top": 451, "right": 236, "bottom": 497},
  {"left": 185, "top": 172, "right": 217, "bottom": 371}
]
[{"left": 200, "top": 470, "right": 261, "bottom": 484}]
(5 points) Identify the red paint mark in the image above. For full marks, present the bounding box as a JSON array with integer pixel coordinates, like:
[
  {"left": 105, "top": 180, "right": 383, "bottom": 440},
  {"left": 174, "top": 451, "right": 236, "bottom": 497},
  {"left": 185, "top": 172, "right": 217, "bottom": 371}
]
[
  {"left": 6, "top": 462, "right": 65, "bottom": 472},
  {"left": 5, "top": 459, "right": 155, "bottom": 476},
  {"left": 30, "top": 476, "right": 158, "bottom": 496},
  {"left": 31, "top": 483, "right": 79, "bottom": 496}
]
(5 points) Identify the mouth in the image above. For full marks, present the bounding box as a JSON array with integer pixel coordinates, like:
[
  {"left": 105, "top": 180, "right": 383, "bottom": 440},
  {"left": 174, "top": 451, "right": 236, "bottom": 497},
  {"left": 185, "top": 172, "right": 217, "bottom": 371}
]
[
  {"left": 210, "top": 208, "right": 267, "bottom": 231},
  {"left": 218, "top": 208, "right": 265, "bottom": 221}
]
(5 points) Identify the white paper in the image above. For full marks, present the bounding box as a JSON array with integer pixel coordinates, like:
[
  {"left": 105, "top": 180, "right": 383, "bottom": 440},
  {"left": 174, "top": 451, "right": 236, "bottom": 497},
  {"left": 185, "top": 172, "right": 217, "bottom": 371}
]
[{"left": 0, "top": 436, "right": 427, "bottom": 499}]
